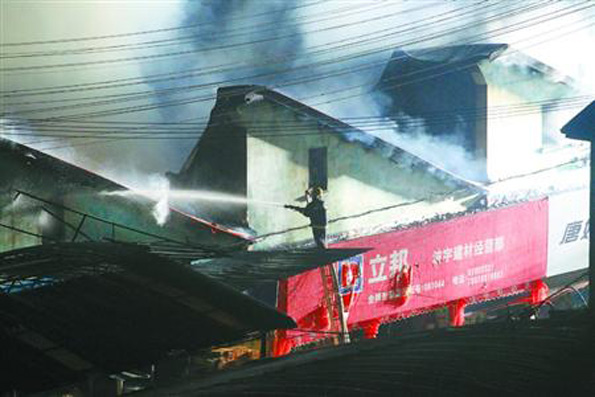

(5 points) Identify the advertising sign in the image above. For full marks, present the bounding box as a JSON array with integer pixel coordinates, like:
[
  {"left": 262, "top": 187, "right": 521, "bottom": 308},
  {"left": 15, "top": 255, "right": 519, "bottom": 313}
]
[
  {"left": 281, "top": 199, "right": 548, "bottom": 335},
  {"left": 547, "top": 189, "right": 590, "bottom": 277}
]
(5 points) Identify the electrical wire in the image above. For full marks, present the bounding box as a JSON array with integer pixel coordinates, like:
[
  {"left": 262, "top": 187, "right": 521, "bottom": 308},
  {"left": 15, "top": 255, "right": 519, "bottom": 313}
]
[
  {"left": 0, "top": 1, "right": 492, "bottom": 72},
  {"left": 5, "top": 95, "right": 591, "bottom": 154},
  {"left": 0, "top": 1, "right": 395, "bottom": 59},
  {"left": 4, "top": 96, "right": 591, "bottom": 140},
  {"left": 0, "top": 0, "right": 326, "bottom": 47},
  {"left": 2, "top": 2, "right": 592, "bottom": 155},
  {"left": 2, "top": 1, "right": 568, "bottom": 120},
  {"left": 4, "top": 0, "right": 584, "bottom": 137},
  {"left": 0, "top": 1, "right": 496, "bottom": 95},
  {"left": 12, "top": 92, "right": 592, "bottom": 132}
]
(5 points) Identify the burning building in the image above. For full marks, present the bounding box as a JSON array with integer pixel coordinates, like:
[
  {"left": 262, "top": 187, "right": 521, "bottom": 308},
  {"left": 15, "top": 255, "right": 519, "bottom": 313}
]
[
  {"left": 0, "top": 138, "right": 250, "bottom": 252},
  {"left": 373, "top": 43, "right": 586, "bottom": 183},
  {"left": 0, "top": 138, "right": 308, "bottom": 393},
  {"left": 170, "top": 44, "right": 590, "bottom": 352},
  {"left": 1, "top": 39, "right": 590, "bottom": 391},
  {"left": 169, "top": 86, "right": 484, "bottom": 249},
  {"left": 0, "top": 135, "right": 371, "bottom": 393},
  {"left": 172, "top": 44, "right": 589, "bottom": 249}
]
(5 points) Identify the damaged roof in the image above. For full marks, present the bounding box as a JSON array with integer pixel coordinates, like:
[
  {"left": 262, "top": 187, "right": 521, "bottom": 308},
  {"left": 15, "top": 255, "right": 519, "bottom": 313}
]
[
  {"left": 400, "top": 43, "right": 508, "bottom": 64},
  {"left": 187, "top": 247, "right": 370, "bottom": 290},
  {"left": 212, "top": 85, "right": 483, "bottom": 192},
  {"left": 383, "top": 43, "right": 576, "bottom": 85},
  {"left": 376, "top": 44, "right": 509, "bottom": 92},
  {"left": 0, "top": 137, "right": 251, "bottom": 245}
]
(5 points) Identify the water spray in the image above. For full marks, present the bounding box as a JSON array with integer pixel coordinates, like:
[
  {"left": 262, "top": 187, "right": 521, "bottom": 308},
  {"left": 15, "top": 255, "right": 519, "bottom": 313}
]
[{"left": 102, "top": 189, "right": 286, "bottom": 207}]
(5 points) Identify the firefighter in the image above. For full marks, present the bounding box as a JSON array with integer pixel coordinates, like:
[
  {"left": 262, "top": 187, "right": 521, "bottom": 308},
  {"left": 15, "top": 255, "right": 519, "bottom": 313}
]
[{"left": 285, "top": 186, "right": 327, "bottom": 248}]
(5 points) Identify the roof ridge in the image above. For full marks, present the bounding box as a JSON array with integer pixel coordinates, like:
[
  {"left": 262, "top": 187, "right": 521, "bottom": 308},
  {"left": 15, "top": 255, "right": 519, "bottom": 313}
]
[{"left": 255, "top": 87, "right": 484, "bottom": 191}]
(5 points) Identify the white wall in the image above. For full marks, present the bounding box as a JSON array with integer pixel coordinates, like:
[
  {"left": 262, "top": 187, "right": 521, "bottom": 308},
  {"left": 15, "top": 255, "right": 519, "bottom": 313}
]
[
  {"left": 486, "top": 85, "right": 543, "bottom": 181},
  {"left": 241, "top": 100, "right": 476, "bottom": 249}
]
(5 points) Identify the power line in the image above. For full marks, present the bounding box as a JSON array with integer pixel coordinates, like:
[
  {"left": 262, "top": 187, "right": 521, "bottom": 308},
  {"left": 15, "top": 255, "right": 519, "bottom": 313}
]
[
  {"left": 0, "top": 1, "right": 488, "bottom": 72},
  {"left": 0, "top": 1, "right": 392, "bottom": 59},
  {"left": 3, "top": 96, "right": 590, "bottom": 144},
  {"left": 0, "top": 1, "right": 494, "bottom": 93},
  {"left": 2, "top": 1, "right": 562, "bottom": 119},
  {"left": 3, "top": 2, "right": 592, "bottom": 150},
  {"left": 7, "top": 100, "right": 589, "bottom": 149},
  {"left": 67, "top": 3, "right": 595, "bottom": 119},
  {"left": 4, "top": 0, "right": 577, "bottom": 129},
  {"left": 5, "top": 95, "right": 590, "bottom": 137},
  {"left": 0, "top": 0, "right": 325, "bottom": 47},
  {"left": 6, "top": 71, "right": 590, "bottom": 150},
  {"left": 13, "top": 92, "right": 592, "bottom": 129},
  {"left": 3, "top": 0, "right": 592, "bottom": 124},
  {"left": 4, "top": 79, "right": 590, "bottom": 151}
]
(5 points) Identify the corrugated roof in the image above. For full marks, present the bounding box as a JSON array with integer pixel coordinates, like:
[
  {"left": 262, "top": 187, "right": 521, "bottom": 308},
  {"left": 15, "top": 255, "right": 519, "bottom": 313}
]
[
  {"left": 137, "top": 313, "right": 595, "bottom": 396},
  {"left": 0, "top": 138, "right": 251, "bottom": 243},
  {"left": 0, "top": 242, "right": 296, "bottom": 392},
  {"left": 188, "top": 247, "right": 370, "bottom": 290}
]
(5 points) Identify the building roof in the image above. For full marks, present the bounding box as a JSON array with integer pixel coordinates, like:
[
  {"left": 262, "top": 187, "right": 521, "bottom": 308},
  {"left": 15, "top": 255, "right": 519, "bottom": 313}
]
[
  {"left": 390, "top": 43, "right": 576, "bottom": 86},
  {"left": 188, "top": 247, "right": 370, "bottom": 290},
  {"left": 210, "top": 85, "right": 483, "bottom": 192},
  {"left": 137, "top": 313, "right": 595, "bottom": 396},
  {"left": 376, "top": 44, "right": 508, "bottom": 93},
  {"left": 401, "top": 43, "right": 508, "bottom": 64},
  {"left": 0, "top": 241, "right": 296, "bottom": 392},
  {"left": 0, "top": 137, "right": 251, "bottom": 244},
  {"left": 562, "top": 101, "right": 595, "bottom": 141}
]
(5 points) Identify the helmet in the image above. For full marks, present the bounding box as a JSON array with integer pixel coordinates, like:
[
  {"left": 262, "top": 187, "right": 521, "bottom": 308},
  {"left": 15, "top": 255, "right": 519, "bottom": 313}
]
[{"left": 310, "top": 186, "right": 324, "bottom": 198}]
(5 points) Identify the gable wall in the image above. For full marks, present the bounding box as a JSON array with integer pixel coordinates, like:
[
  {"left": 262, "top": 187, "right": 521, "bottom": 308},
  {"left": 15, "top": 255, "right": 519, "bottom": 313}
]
[
  {"left": 480, "top": 59, "right": 579, "bottom": 181},
  {"left": 239, "top": 100, "right": 473, "bottom": 249}
]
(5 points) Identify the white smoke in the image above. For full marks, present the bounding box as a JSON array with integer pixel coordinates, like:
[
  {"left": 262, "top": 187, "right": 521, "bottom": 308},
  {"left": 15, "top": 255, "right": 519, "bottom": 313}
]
[
  {"left": 152, "top": 189, "right": 170, "bottom": 226},
  {"left": 363, "top": 114, "right": 487, "bottom": 182},
  {"left": 155, "top": 0, "right": 594, "bottom": 185},
  {"left": 2, "top": 1, "right": 593, "bottom": 189},
  {"left": 1, "top": 118, "right": 33, "bottom": 146},
  {"left": 100, "top": 172, "right": 172, "bottom": 226},
  {"left": 1, "top": 117, "right": 174, "bottom": 226}
]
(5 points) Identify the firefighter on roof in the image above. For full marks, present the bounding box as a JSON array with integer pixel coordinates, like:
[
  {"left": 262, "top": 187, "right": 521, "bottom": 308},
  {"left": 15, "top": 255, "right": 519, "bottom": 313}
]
[{"left": 285, "top": 187, "right": 327, "bottom": 248}]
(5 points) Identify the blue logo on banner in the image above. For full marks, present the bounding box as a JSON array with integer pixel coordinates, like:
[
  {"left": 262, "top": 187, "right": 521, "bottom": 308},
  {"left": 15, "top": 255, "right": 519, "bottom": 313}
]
[{"left": 338, "top": 255, "right": 364, "bottom": 295}]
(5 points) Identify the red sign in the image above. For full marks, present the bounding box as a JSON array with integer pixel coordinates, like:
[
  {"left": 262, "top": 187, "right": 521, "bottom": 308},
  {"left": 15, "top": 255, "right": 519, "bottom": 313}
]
[{"left": 281, "top": 199, "right": 548, "bottom": 338}]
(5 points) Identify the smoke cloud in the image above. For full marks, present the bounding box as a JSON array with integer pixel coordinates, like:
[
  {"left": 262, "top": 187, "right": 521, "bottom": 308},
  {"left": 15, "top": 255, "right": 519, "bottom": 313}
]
[
  {"left": 140, "top": 0, "right": 594, "bottom": 184},
  {"left": 1, "top": 1, "right": 593, "bottom": 186}
]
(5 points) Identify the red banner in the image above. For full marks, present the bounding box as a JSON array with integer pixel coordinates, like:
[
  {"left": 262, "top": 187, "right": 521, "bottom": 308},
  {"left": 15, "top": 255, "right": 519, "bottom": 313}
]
[{"left": 280, "top": 199, "right": 548, "bottom": 344}]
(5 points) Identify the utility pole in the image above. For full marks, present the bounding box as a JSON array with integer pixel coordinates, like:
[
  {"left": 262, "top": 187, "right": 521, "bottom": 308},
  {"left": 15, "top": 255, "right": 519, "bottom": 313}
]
[
  {"left": 590, "top": 141, "right": 594, "bottom": 314},
  {"left": 561, "top": 101, "right": 595, "bottom": 315},
  {"left": 329, "top": 264, "right": 350, "bottom": 344}
]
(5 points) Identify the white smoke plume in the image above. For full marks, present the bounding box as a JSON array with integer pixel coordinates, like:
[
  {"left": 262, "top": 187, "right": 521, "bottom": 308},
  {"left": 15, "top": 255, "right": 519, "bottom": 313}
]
[
  {"left": 142, "top": 0, "right": 594, "bottom": 184},
  {"left": 1, "top": 1, "right": 593, "bottom": 187},
  {"left": 362, "top": 113, "right": 487, "bottom": 182},
  {"left": 2, "top": 117, "right": 175, "bottom": 226}
]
